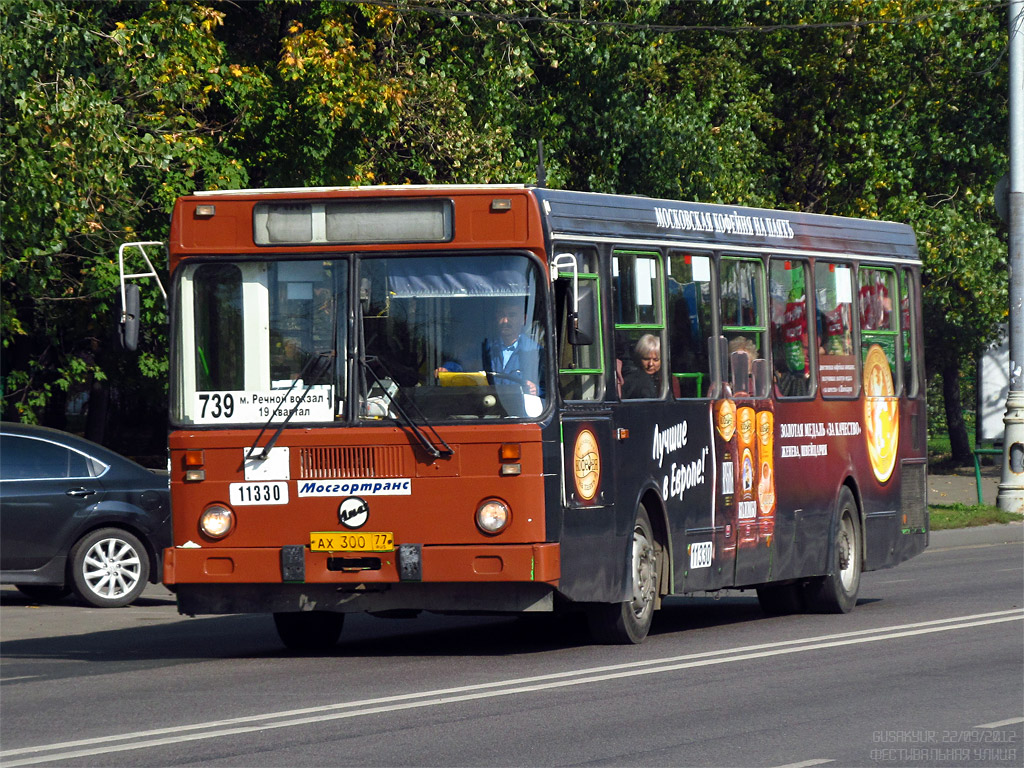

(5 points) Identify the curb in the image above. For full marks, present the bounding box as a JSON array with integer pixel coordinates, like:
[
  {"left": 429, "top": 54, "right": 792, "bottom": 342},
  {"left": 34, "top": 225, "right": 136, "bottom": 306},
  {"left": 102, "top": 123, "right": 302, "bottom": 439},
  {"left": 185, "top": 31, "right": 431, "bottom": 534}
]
[{"left": 928, "top": 522, "right": 1024, "bottom": 550}]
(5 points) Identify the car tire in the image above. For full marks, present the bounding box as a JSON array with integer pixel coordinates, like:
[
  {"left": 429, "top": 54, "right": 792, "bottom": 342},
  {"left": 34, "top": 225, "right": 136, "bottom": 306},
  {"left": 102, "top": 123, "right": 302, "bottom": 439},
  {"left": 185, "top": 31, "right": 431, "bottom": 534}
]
[
  {"left": 69, "top": 528, "right": 150, "bottom": 608},
  {"left": 16, "top": 584, "right": 72, "bottom": 603}
]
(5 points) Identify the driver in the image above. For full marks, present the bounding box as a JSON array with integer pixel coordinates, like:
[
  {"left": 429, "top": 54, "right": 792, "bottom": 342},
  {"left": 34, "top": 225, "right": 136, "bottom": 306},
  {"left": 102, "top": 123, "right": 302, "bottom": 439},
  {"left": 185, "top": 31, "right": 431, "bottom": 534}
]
[
  {"left": 436, "top": 300, "right": 542, "bottom": 396},
  {"left": 485, "top": 300, "right": 541, "bottom": 396}
]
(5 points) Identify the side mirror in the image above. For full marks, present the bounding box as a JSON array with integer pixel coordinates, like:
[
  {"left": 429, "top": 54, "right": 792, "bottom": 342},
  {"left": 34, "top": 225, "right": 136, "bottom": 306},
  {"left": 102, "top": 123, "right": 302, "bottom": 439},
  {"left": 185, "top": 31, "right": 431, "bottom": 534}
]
[
  {"left": 568, "top": 280, "right": 596, "bottom": 346},
  {"left": 119, "top": 283, "right": 140, "bottom": 352}
]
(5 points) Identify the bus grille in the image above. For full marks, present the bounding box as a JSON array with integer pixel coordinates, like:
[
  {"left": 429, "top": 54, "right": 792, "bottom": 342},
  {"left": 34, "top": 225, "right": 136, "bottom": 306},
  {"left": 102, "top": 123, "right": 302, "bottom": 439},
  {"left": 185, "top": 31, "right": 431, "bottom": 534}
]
[
  {"left": 901, "top": 461, "right": 927, "bottom": 531},
  {"left": 299, "top": 446, "right": 407, "bottom": 479}
]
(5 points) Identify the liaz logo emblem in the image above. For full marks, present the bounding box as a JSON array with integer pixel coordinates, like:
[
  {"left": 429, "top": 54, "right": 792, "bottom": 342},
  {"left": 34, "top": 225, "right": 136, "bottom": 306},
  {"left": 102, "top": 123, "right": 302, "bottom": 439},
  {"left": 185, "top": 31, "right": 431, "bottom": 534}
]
[
  {"left": 573, "top": 429, "right": 601, "bottom": 502},
  {"left": 338, "top": 497, "right": 370, "bottom": 529}
]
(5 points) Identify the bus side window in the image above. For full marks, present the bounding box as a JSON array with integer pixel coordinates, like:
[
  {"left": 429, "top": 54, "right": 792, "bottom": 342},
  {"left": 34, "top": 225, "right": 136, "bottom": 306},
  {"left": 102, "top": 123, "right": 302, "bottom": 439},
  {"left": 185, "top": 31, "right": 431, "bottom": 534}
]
[
  {"left": 900, "top": 268, "right": 920, "bottom": 398},
  {"left": 556, "top": 245, "right": 603, "bottom": 401},
  {"left": 612, "top": 250, "right": 665, "bottom": 400},
  {"left": 859, "top": 267, "right": 900, "bottom": 395},
  {"left": 769, "top": 258, "right": 813, "bottom": 398},
  {"left": 720, "top": 256, "right": 769, "bottom": 397},
  {"left": 666, "top": 251, "right": 713, "bottom": 398},
  {"left": 815, "top": 261, "right": 858, "bottom": 398}
]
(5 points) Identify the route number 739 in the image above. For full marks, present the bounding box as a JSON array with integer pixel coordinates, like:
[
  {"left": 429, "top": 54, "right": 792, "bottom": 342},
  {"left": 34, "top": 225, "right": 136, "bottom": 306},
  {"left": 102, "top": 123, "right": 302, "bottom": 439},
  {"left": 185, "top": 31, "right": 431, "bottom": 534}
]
[{"left": 198, "top": 393, "right": 234, "bottom": 419}]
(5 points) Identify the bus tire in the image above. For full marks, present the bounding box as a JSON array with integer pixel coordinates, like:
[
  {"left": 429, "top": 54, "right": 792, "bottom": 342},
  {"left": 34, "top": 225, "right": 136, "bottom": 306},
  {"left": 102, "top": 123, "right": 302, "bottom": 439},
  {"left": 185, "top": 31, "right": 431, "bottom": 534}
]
[
  {"left": 586, "top": 507, "right": 658, "bottom": 644},
  {"left": 803, "top": 487, "right": 861, "bottom": 614},
  {"left": 273, "top": 611, "right": 345, "bottom": 651}
]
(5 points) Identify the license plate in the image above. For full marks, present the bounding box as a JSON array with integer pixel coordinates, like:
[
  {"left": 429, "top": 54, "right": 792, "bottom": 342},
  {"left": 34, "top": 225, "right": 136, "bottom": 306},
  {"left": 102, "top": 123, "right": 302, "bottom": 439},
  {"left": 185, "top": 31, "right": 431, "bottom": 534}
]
[
  {"left": 229, "top": 481, "right": 289, "bottom": 506},
  {"left": 309, "top": 531, "right": 394, "bottom": 553}
]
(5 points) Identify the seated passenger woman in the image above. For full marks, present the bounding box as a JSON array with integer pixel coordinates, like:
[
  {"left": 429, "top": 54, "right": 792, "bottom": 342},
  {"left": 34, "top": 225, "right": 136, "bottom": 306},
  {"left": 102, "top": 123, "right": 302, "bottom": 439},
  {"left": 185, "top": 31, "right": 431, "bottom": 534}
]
[{"left": 622, "top": 334, "right": 661, "bottom": 399}]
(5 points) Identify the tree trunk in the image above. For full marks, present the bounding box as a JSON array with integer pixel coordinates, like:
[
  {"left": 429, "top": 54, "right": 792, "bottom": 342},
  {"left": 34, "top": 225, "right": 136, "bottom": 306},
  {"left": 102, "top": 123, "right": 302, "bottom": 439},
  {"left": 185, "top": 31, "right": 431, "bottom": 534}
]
[
  {"left": 942, "top": 360, "right": 972, "bottom": 465},
  {"left": 84, "top": 379, "right": 109, "bottom": 445}
]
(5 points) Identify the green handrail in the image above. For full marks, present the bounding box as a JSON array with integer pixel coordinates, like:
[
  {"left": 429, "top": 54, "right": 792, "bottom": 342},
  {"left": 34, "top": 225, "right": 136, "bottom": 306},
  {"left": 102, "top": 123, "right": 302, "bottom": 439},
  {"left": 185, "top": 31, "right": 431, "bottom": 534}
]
[
  {"left": 973, "top": 447, "right": 1002, "bottom": 505},
  {"left": 672, "top": 372, "right": 704, "bottom": 397}
]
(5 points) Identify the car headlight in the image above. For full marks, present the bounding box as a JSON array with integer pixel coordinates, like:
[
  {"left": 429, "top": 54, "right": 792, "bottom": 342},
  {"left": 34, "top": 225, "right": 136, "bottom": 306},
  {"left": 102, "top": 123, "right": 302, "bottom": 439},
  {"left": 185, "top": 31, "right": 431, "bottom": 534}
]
[
  {"left": 476, "top": 499, "right": 511, "bottom": 535},
  {"left": 199, "top": 505, "right": 235, "bottom": 539}
]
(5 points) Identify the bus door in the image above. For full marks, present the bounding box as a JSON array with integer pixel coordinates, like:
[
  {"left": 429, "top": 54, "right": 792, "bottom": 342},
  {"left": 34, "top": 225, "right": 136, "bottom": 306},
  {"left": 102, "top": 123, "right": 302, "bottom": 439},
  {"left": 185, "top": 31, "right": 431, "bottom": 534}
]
[
  {"left": 663, "top": 250, "right": 727, "bottom": 593},
  {"left": 559, "top": 417, "right": 619, "bottom": 601},
  {"left": 860, "top": 265, "right": 927, "bottom": 566},
  {"left": 710, "top": 355, "right": 772, "bottom": 590},
  {"left": 719, "top": 256, "right": 775, "bottom": 589},
  {"left": 896, "top": 267, "right": 928, "bottom": 543},
  {"left": 553, "top": 245, "right": 622, "bottom": 602}
]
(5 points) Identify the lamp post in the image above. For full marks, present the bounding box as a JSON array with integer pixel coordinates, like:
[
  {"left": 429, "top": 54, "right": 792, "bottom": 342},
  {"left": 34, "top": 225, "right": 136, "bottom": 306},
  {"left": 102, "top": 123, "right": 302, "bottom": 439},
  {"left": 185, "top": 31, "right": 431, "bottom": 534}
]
[{"left": 997, "top": 0, "right": 1024, "bottom": 513}]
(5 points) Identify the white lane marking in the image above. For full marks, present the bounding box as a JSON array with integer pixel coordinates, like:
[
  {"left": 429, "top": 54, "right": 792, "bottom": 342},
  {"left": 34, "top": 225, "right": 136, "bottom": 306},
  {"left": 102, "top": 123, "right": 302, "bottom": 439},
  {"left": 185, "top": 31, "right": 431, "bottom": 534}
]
[
  {"left": 2, "top": 609, "right": 1021, "bottom": 766},
  {"left": 770, "top": 760, "right": 834, "bottom": 768},
  {"left": 975, "top": 717, "right": 1024, "bottom": 729}
]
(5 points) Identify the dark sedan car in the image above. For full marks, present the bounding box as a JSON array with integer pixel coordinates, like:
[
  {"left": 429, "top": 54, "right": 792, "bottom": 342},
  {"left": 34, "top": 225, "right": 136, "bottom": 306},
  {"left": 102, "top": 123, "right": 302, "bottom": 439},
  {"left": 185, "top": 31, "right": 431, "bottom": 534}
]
[{"left": 0, "top": 422, "right": 171, "bottom": 607}]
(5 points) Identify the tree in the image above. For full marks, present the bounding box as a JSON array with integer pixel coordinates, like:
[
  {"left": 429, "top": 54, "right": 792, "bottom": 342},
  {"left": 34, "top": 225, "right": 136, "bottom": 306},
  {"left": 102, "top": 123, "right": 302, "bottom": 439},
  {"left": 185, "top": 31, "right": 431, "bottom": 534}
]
[
  {"left": 1, "top": 0, "right": 246, "bottom": 449},
  {"left": 744, "top": 0, "right": 1008, "bottom": 462},
  {"left": 1, "top": 0, "right": 1009, "bottom": 464}
]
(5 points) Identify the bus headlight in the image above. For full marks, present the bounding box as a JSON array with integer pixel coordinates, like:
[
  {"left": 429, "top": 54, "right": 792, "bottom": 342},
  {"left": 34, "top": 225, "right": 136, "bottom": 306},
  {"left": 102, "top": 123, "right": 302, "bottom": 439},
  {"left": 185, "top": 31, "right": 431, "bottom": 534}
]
[
  {"left": 476, "top": 499, "right": 511, "bottom": 535},
  {"left": 199, "top": 505, "right": 235, "bottom": 539}
]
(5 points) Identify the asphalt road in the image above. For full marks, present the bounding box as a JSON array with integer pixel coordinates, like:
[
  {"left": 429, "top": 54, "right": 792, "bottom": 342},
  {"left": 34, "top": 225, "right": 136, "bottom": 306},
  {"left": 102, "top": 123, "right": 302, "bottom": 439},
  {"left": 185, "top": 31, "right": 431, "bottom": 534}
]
[{"left": 1, "top": 526, "right": 1021, "bottom": 768}]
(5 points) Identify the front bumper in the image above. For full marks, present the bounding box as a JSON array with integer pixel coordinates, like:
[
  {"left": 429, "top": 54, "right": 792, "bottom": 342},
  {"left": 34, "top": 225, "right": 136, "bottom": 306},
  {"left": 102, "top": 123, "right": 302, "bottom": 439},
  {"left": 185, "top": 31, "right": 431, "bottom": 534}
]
[{"left": 164, "top": 542, "right": 560, "bottom": 616}]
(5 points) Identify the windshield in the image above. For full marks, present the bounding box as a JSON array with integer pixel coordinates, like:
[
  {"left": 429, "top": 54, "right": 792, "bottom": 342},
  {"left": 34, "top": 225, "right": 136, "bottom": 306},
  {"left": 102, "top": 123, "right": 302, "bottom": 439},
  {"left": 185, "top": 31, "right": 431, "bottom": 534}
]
[{"left": 171, "top": 253, "right": 549, "bottom": 425}]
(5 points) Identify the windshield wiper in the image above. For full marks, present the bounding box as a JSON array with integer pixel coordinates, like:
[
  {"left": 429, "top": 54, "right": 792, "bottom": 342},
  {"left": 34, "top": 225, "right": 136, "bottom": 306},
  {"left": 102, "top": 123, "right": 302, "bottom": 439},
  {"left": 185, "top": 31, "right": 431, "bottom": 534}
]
[
  {"left": 360, "top": 356, "right": 453, "bottom": 460},
  {"left": 245, "top": 350, "right": 335, "bottom": 462}
]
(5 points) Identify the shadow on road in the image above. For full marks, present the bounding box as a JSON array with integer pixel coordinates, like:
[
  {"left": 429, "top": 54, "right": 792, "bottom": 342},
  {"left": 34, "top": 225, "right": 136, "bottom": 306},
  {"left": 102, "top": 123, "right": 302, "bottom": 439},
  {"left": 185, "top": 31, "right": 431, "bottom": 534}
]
[
  {"left": 0, "top": 589, "right": 176, "bottom": 610},
  {"left": 0, "top": 590, "right": 791, "bottom": 675}
]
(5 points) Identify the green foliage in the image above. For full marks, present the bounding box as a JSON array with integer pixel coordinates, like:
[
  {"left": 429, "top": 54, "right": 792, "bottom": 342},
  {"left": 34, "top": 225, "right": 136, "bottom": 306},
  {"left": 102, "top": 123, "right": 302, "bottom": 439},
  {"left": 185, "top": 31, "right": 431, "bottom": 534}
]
[
  {"left": 0, "top": 0, "right": 1011, "bottom": 454},
  {"left": 914, "top": 202, "right": 1007, "bottom": 373},
  {"left": 1, "top": 0, "right": 245, "bottom": 433},
  {"left": 929, "top": 503, "right": 1021, "bottom": 530}
]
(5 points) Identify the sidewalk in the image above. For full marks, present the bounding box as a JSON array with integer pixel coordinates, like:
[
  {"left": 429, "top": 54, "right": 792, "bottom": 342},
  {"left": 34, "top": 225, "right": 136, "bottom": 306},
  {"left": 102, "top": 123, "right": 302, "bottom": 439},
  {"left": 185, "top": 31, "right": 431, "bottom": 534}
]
[
  {"left": 927, "top": 462, "right": 1023, "bottom": 546},
  {"left": 928, "top": 463, "right": 1002, "bottom": 507}
]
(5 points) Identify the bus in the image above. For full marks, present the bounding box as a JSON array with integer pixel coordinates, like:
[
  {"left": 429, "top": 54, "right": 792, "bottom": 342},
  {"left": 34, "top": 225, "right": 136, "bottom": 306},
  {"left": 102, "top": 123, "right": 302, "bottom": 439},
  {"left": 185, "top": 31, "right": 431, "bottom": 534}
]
[{"left": 125, "top": 184, "right": 927, "bottom": 649}]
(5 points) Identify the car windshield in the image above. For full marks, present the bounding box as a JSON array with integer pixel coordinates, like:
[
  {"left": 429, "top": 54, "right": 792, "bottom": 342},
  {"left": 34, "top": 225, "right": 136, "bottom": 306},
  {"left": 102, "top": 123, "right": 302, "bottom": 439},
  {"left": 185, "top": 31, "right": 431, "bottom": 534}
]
[{"left": 171, "top": 253, "right": 548, "bottom": 425}]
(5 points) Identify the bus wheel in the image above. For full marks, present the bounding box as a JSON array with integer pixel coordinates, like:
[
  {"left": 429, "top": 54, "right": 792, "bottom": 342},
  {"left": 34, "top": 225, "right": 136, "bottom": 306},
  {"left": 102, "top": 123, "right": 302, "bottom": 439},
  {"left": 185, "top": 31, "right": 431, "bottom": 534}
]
[
  {"left": 803, "top": 487, "right": 861, "bottom": 613},
  {"left": 273, "top": 611, "right": 345, "bottom": 651},
  {"left": 756, "top": 582, "right": 804, "bottom": 615},
  {"left": 587, "top": 507, "right": 658, "bottom": 644}
]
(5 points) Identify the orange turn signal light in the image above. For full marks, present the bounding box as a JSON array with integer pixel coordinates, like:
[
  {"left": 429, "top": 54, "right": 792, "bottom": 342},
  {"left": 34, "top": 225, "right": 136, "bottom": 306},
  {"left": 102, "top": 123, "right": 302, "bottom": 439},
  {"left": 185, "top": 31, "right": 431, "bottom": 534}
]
[{"left": 499, "top": 443, "right": 521, "bottom": 461}]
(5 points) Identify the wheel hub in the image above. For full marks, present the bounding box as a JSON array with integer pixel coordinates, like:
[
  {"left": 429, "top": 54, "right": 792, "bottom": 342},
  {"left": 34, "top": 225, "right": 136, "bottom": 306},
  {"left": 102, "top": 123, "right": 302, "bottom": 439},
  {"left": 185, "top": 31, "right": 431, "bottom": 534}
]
[
  {"left": 837, "top": 532, "right": 851, "bottom": 571},
  {"left": 631, "top": 532, "right": 657, "bottom": 616},
  {"left": 85, "top": 540, "right": 140, "bottom": 597}
]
